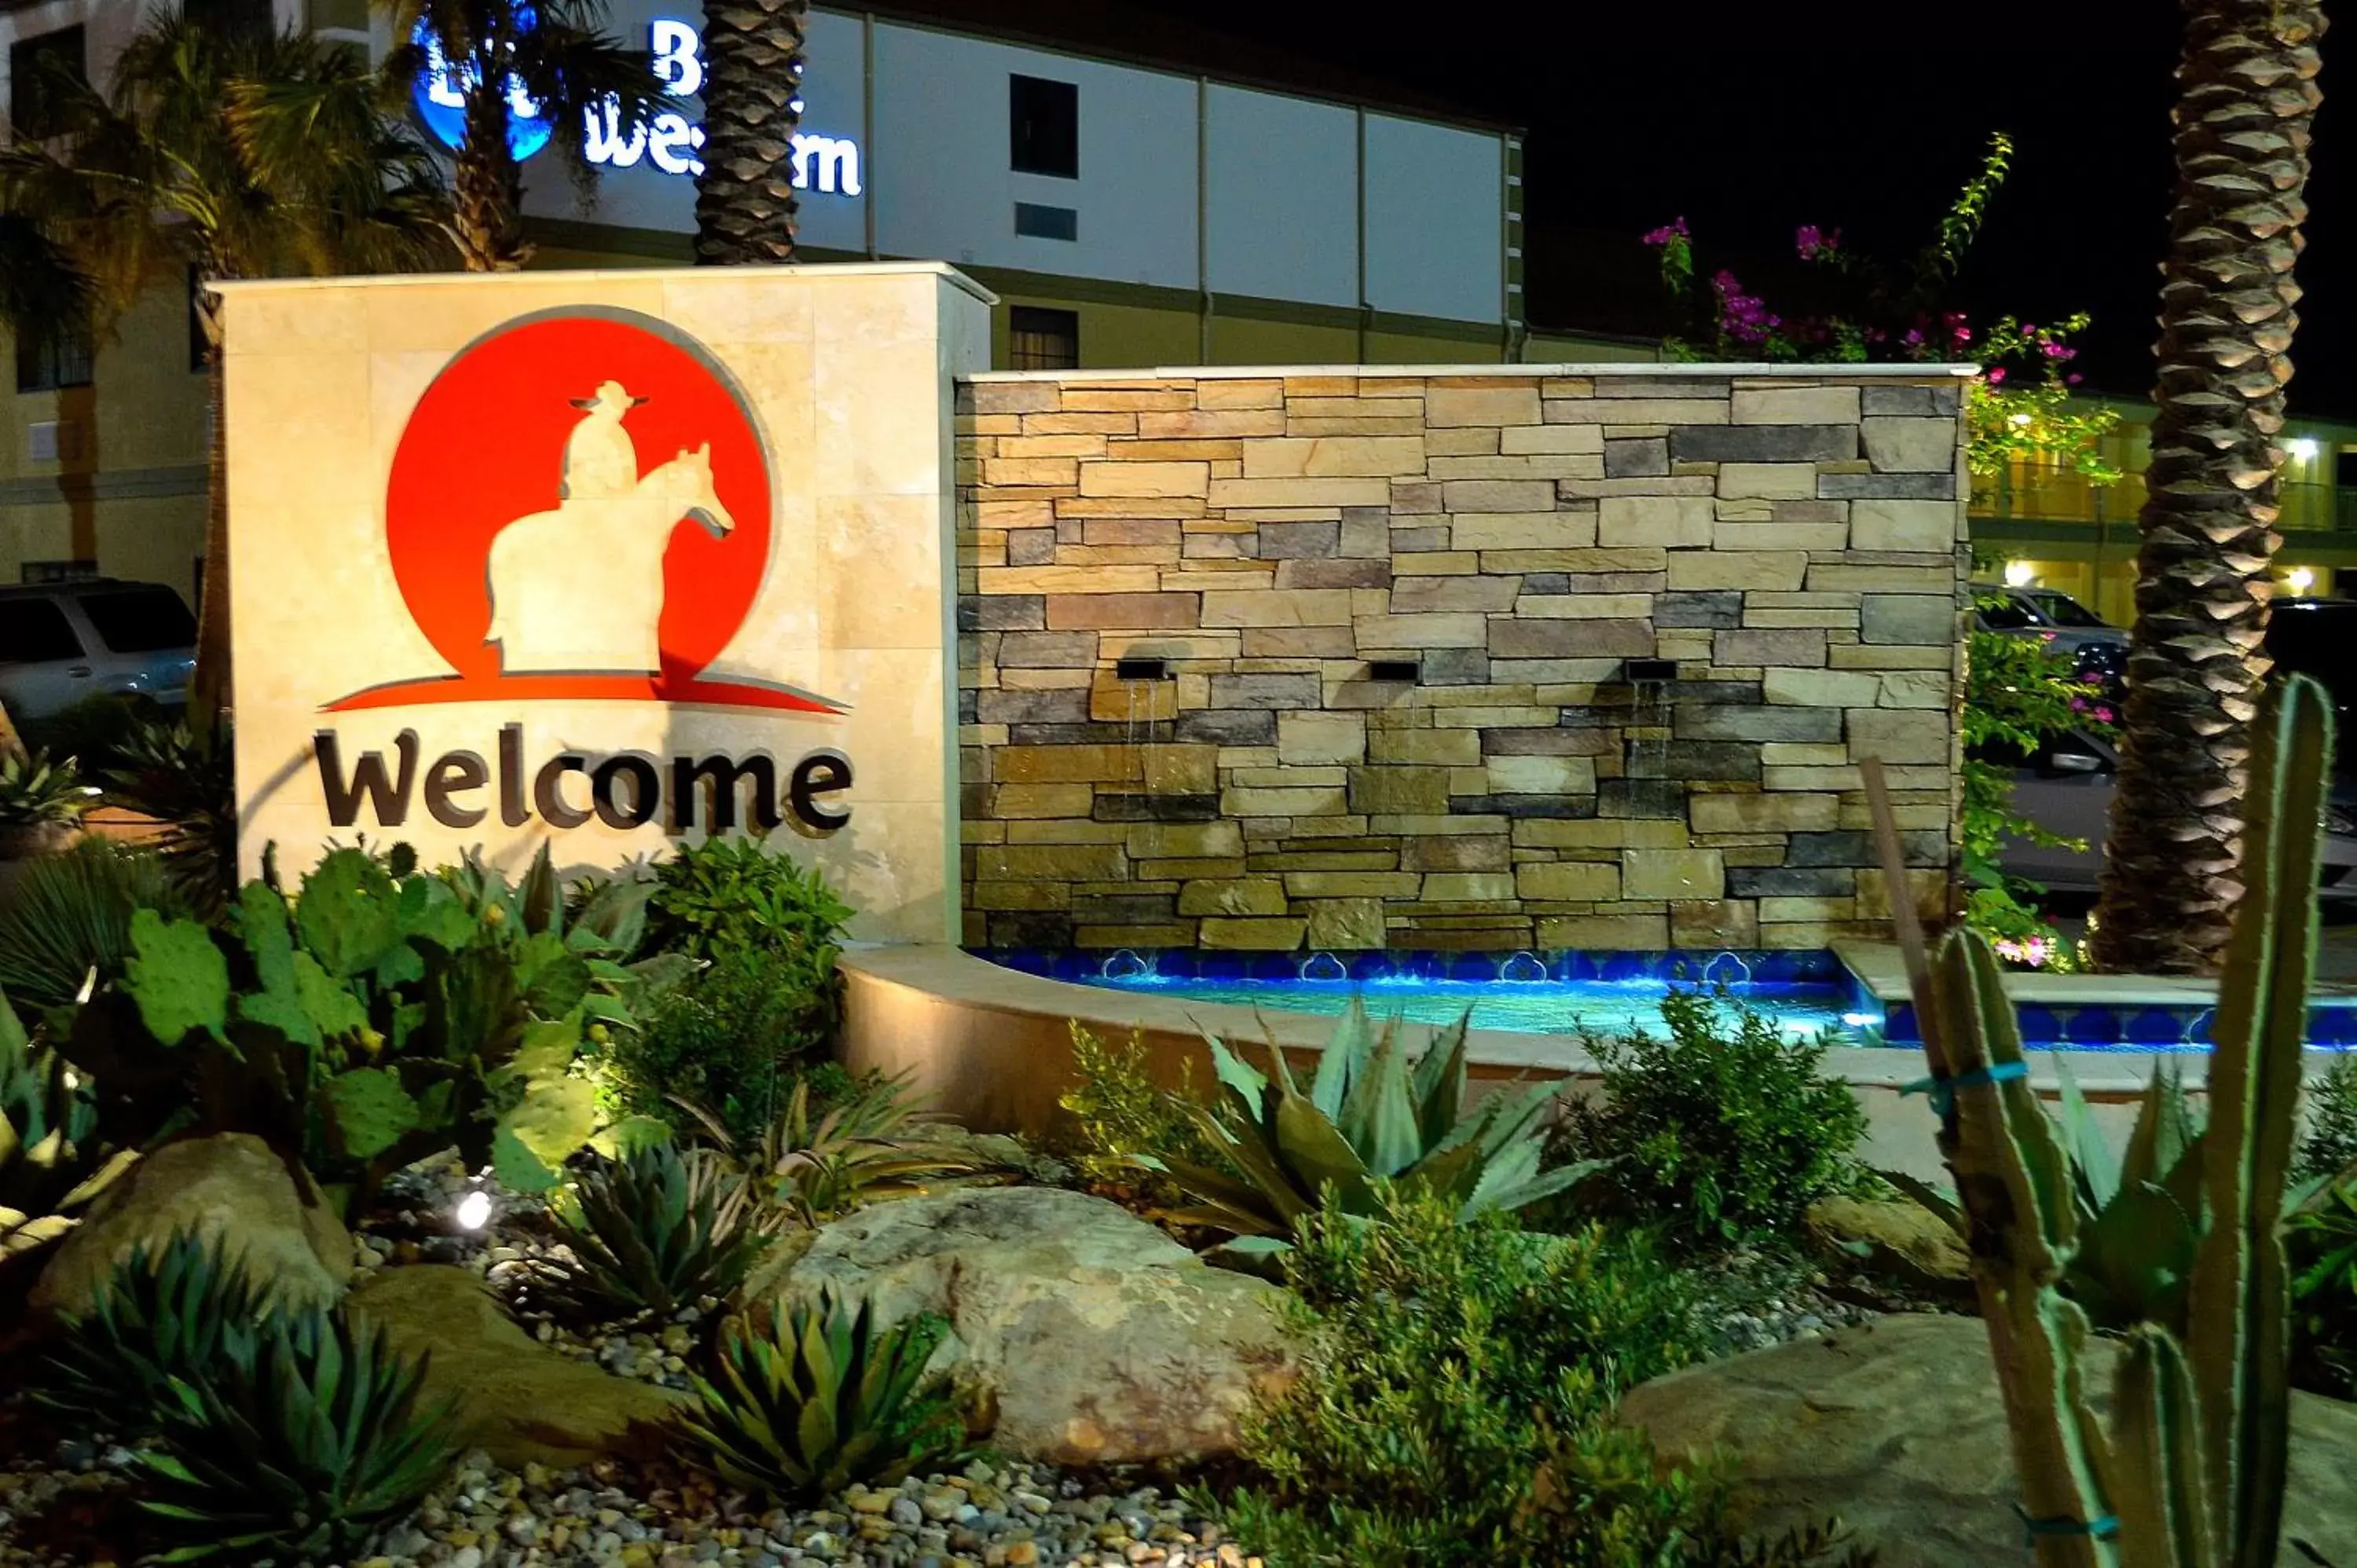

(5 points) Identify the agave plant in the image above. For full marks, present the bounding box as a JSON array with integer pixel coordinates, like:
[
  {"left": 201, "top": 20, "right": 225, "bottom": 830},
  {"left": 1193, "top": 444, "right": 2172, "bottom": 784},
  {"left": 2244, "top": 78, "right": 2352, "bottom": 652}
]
[
  {"left": 0, "top": 747, "right": 97, "bottom": 828},
  {"left": 677, "top": 1293, "right": 964, "bottom": 1502},
  {"left": 37, "top": 1230, "right": 277, "bottom": 1436},
  {"left": 0, "top": 986, "right": 134, "bottom": 1264},
  {"left": 539, "top": 1140, "right": 786, "bottom": 1323},
  {"left": 0, "top": 836, "right": 187, "bottom": 1006},
  {"left": 680, "top": 1072, "right": 978, "bottom": 1224},
  {"left": 100, "top": 714, "right": 236, "bottom": 914},
  {"left": 134, "top": 1305, "right": 458, "bottom": 1563},
  {"left": 1149, "top": 1002, "right": 1596, "bottom": 1252}
]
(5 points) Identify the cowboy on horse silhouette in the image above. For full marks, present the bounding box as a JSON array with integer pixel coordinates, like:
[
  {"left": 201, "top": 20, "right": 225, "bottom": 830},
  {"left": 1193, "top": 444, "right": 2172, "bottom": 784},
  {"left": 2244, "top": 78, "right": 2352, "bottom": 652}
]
[{"left": 484, "top": 382, "right": 735, "bottom": 676}]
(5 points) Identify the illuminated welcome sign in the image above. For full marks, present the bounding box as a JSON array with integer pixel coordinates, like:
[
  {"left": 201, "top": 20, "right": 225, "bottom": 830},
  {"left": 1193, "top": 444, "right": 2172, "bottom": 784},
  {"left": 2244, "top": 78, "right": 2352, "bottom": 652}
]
[{"left": 412, "top": 16, "right": 863, "bottom": 196}]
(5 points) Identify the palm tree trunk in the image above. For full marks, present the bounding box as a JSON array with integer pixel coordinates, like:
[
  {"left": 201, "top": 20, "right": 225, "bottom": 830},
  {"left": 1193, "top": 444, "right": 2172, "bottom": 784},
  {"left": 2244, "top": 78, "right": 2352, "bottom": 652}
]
[
  {"left": 2091, "top": 0, "right": 2326, "bottom": 976},
  {"left": 454, "top": 92, "right": 531, "bottom": 272},
  {"left": 190, "top": 340, "right": 231, "bottom": 721},
  {"left": 694, "top": 0, "right": 805, "bottom": 264}
]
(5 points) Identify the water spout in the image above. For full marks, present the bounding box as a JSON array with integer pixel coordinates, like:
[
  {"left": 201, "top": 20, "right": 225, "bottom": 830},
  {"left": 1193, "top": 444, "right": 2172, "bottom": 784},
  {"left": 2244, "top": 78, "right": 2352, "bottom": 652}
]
[
  {"left": 1497, "top": 950, "right": 1548, "bottom": 984},
  {"left": 1100, "top": 948, "right": 1153, "bottom": 982},
  {"left": 1299, "top": 951, "right": 1350, "bottom": 982},
  {"left": 1703, "top": 951, "right": 1754, "bottom": 990}
]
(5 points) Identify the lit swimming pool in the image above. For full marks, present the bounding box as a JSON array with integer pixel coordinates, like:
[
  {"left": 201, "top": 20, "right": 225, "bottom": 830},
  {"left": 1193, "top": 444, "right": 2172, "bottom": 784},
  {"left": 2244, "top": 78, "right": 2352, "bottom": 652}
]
[{"left": 979, "top": 948, "right": 1871, "bottom": 1042}]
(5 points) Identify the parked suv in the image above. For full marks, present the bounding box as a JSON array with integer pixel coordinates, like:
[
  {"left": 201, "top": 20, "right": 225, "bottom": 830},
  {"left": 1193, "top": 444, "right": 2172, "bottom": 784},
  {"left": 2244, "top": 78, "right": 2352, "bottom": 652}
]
[
  {"left": 1972, "top": 582, "right": 2128, "bottom": 702},
  {"left": 0, "top": 580, "right": 196, "bottom": 721}
]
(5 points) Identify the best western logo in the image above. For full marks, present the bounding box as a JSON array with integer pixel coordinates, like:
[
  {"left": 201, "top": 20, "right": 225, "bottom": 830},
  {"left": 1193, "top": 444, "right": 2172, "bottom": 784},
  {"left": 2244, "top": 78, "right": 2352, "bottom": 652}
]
[{"left": 315, "top": 725, "right": 852, "bottom": 833}]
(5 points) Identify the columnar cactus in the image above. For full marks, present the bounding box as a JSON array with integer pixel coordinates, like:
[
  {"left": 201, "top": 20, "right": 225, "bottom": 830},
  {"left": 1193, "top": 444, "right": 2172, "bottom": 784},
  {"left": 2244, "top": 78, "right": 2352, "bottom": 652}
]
[{"left": 1868, "top": 672, "right": 2331, "bottom": 1568}]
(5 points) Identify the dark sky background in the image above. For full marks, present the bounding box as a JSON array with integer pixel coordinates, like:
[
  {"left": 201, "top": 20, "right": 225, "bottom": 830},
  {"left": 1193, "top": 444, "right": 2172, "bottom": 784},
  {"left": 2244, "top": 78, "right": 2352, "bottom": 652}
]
[{"left": 886, "top": 0, "right": 2357, "bottom": 421}]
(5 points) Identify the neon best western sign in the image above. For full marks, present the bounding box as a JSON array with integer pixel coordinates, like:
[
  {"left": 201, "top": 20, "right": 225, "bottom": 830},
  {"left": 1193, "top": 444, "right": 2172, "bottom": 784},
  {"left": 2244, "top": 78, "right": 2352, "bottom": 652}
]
[{"left": 412, "top": 17, "right": 864, "bottom": 194}]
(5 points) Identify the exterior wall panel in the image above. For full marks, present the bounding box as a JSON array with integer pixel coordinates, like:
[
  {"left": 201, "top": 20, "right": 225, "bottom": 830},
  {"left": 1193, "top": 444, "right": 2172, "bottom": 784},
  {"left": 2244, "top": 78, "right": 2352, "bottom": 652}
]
[{"left": 1204, "top": 84, "right": 1357, "bottom": 310}]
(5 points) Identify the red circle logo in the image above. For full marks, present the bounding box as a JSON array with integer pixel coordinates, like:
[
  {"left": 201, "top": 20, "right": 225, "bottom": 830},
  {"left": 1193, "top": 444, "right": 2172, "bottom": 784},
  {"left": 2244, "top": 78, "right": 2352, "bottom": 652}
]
[{"left": 330, "top": 310, "right": 837, "bottom": 714}]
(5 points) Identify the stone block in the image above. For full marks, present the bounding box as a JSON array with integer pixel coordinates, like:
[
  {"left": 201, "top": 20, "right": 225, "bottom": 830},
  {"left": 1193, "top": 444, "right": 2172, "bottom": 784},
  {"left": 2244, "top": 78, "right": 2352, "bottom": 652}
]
[
  {"left": 1490, "top": 619, "right": 1655, "bottom": 659},
  {"left": 996, "top": 631, "right": 1099, "bottom": 667},
  {"left": 1501, "top": 423, "right": 1607, "bottom": 455},
  {"left": 1177, "top": 878, "right": 1290, "bottom": 917},
  {"left": 1354, "top": 612, "right": 1491, "bottom": 649},
  {"left": 1537, "top": 914, "right": 1670, "bottom": 948},
  {"left": 1670, "top": 899, "right": 1760, "bottom": 948},
  {"left": 997, "top": 745, "right": 1143, "bottom": 784},
  {"left": 1878, "top": 670, "right": 1952, "bottom": 708},
  {"left": 1515, "top": 592, "right": 1655, "bottom": 620},
  {"left": 1443, "top": 478, "right": 1559, "bottom": 513},
  {"left": 1089, "top": 675, "right": 1178, "bottom": 723},
  {"left": 1276, "top": 557, "right": 1391, "bottom": 589},
  {"left": 1077, "top": 461, "right": 1209, "bottom": 498},
  {"left": 1199, "top": 917, "right": 1308, "bottom": 951},
  {"left": 1850, "top": 499, "right": 1960, "bottom": 553},
  {"left": 1847, "top": 708, "right": 1950, "bottom": 765},
  {"left": 1307, "top": 898, "right": 1388, "bottom": 949},
  {"left": 1731, "top": 385, "right": 1860, "bottom": 424},
  {"left": 1787, "top": 829, "right": 1948, "bottom": 869},
  {"left": 1860, "top": 417, "right": 1958, "bottom": 473},
  {"left": 1372, "top": 728, "right": 1484, "bottom": 766},
  {"left": 990, "top": 782, "right": 1097, "bottom": 819},
  {"left": 1599, "top": 494, "right": 1714, "bottom": 548},
  {"left": 1243, "top": 437, "right": 1428, "bottom": 478},
  {"left": 1394, "top": 576, "right": 1523, "bottom": 613},
  {"left": 1208, "top": 477, "right": 1391, "bottom": 508},
  {"left": 966, "top": 595, "right": 1046, "bottom": 632},
  {"left": 1713, "top": 628, "right": 1829, "bottom": 667},
  {"left": 973, "top": 843, "right": 1127, "bottom": 881},
  {"left": 1867, "top": 383, "right": 1961, "bottom": 416},
  {"left": 972, "top": 879, "right": 1072, "bottom": 910},
  {"left": 1046, "top": 593, "right": 1201, "bottom": 630},
  {"left": 1654, "top": 591, "right": 1743, "bottom": 628},
  {"left": 1485, "top": 753, "right": 1597, "bottom": 794},
  {"left": 1142, "top": 746, "right": 1219, "bottom": 794},
  {"left": 1453, "top": 511, "right": 1599, "bottom": 551},
  {"left": 1175, "top": 709, "right": 1277, "bottom": 746},
  {"left": 1242, "top": 626, "right": 1356, "bottom": 658},
  {"left": 1670, "top": 424, "right": 1856, "bottom": 463},
  {"left": 1258, "top": 521, "right": 1342, "bottom": 558},
  {"left": 1729, "top": 866, "right": 1855, "bottom": 898},
  {"left": 1717, "top": 463, "right": 1820, "bottom": 500},
  {"left": 1604, "top": 437, "right": 1670, "bottom": 478},
  {"left": 1625, "top": 741, "right": 1761, "bottom": 782},
  {"left": 1762, "top": 668, "right": 1883, "bottom": 706},
  {"left": 1674, "top": 706, "right": 1842, "bottom": 743},
  {"left": 1200, "top": 589, "right": 1354, "bottom": 627},
  {"left": 1222, "top": 786, "right": 1349, "bottom": 816},
  {"left": 1127, "top": 821, "right": 1245, "bottom": 859},
  {"left": 1688, "top": 792, "right": 1840, "bottom": 833},
  {"left": 1208, "top": 672, "right": 1323, "bottom": 709},
  {"left": 1006, "top": 528, "right": 1058, "bottom": 565},
  {"left": 1421, "top": 872, "right": 1518, "bottom": 902},
  {"left": 1664, "top": 551, "right": 1809, "bottom": 592},
  {"left": 1516, "top": 861, "right": 1621, "bottom": 900},
  {"left": 1278, "top": 712, "right": 1369, "bottom": 765},
  {"left": 1284, "top": 871, "right": 1422, "bottom": 897},
  {"left": 1817, "top": 471, "right": 1956, "bottom": 500},
  {"left": 1349, "top": 767, "right": 1453, "bottom": 813},
  {"left": 1622, "top": 848, "right": 1726, "bottom": 900},
  {"left": 1427, "top": 384, "right": 1542, "bottom": 427},
  {"left": 1403, "top": 834, "right": 1510, "bottom": 870},
  {"left": 1859, "top": 595, "right": 1959, "bottom": 645}
]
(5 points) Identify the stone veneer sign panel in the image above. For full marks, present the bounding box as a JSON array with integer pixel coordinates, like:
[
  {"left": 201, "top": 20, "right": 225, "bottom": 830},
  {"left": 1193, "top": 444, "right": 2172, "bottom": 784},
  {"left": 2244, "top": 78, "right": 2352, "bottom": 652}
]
[
  {"left": 224, "top": 264, "right": 990, "bottom": 942},
  {"left": 957, "top": 366, "right": 1970, "bottom": 952}
]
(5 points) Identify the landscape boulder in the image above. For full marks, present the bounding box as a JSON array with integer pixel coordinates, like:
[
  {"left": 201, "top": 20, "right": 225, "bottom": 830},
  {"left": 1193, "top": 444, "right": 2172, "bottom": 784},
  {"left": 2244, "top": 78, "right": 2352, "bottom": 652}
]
[
  {"left": 1804, "top": 1194, "right": 1970, "bottom": 1293},
  {"left": 350, "top": 1265, "right": 689, "bottom": 1468},
  {"left": 1618, "top": 1313, "right": 2357, "bottom": 1566},
  {"left": 786, "top": 1186, "right": 1296, "bottom": 1465},
  {"left": 32, "top": 1133, "right": 353, "bottom": 1317}
]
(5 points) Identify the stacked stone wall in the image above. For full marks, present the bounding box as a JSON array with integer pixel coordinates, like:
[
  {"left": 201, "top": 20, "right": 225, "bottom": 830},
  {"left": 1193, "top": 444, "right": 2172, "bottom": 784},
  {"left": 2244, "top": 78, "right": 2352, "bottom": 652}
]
[{"left": 955, "top": 368, "right": 1966, "bottom": 952}]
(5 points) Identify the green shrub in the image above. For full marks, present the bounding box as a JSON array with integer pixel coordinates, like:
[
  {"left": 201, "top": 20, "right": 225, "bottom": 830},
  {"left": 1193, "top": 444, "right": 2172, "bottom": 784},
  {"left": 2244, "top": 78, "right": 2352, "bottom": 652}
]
[
  {"left": 1056, "top": 1021, "right": 1231, "bottom": 1202},
  {"left": 677, "top": 1293, "right": 965, "bottom": 1502},
  {"left": 1210, "top": 1185, "right": 1700, "bottom": 1563},
  {"left": 134, "top": 1304, "right": 456, "bottom": 1563},
  {"left": 2300, "top": 1052, "right": 2357, "bottom": 1181},
  {"left": 605, "top": 943, "right": 833, "bottom": 1141},
  {"left": 538, "top": 1140, "right": 783, "bottom": 1324},
  {"left": 1556, "top": 990, "right": 1864, "bottom": 1250},
  {"left": 647, "top": 833, "right": 852, "bottom": 963},
  {"left": 37, "top": 1231, "right": 278, "bottom": 1436},
  {"left": 1, "top": 986, "right": 135, "bottom": 1266},
  {"left": 0, "top": 837, "right": 188, "bottom": 1007},
  {"left": 684, "top": 1072, "right": 976, "bottom": 1223}
]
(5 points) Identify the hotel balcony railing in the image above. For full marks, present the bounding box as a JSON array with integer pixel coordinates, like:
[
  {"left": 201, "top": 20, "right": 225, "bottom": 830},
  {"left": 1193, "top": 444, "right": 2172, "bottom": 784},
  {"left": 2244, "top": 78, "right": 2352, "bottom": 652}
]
[{"left": 1971, "top": 471, "right": 2354, "bottom": 532}]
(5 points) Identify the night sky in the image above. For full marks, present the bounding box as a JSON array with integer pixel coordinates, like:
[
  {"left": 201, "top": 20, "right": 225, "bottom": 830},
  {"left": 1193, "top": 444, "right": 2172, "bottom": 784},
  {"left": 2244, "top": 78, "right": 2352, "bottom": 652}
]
[{"left": 888, "top": 0, "right": 2356, "bottom": 420}]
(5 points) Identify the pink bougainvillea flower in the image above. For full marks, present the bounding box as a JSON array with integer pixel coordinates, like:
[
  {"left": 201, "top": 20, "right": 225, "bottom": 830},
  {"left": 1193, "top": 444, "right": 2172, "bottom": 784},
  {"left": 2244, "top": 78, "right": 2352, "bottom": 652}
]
[
  {"left": 2095, "top": 706, "right": 2115, "bottom": 724},
  {"left": 1986, "top": 367, "right": 2006, "bottom": 385},
  {"left": 1641, "top": 217, "right": 1690, "bottom": 247}
]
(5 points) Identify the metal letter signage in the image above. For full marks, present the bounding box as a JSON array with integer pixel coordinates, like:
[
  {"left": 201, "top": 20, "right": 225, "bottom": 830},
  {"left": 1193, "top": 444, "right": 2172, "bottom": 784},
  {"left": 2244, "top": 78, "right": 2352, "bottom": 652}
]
[{"left": 412, "top": 16, "right": 863, "bottom": 195}]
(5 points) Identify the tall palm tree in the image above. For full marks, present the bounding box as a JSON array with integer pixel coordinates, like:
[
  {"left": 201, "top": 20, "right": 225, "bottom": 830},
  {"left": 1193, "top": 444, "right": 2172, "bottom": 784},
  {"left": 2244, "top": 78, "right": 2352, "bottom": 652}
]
[
  {"left": 0, "top": 18, "right": 451, "bottom": 717},
  {"left": 2091, "top": 1, "right": 2327, "bottom": 976},
  {"left": 386, "top": 0, "right": 661, "bottom": 271},
  {"left": 694, "top": 0, "right": 806, "bottom": 263}
]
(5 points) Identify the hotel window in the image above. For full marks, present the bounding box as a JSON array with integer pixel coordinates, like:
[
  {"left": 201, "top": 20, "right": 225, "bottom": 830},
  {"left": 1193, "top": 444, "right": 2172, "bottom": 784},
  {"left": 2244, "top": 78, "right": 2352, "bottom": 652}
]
[
  {"left": 1009, "top": 306, "right": 1079, "bottom": 372},
  {"left": 1009, "top": 75, "right": 1077, "bottom": 178},
  {"left": 9, "top": 26, "right": 86, "bottom": 141},
  {"left": 182, "top": 0, "right": 274, "bottom": 42},
  {"left": 16, "top": 317, "right": 93, "bottom": 394}
]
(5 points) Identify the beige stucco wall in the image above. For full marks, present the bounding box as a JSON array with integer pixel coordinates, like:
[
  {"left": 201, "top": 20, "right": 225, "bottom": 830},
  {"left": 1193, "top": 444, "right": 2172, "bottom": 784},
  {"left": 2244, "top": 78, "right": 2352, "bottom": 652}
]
[{"left": 220, "top": 263, "right": 989, "bottom": 943}]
